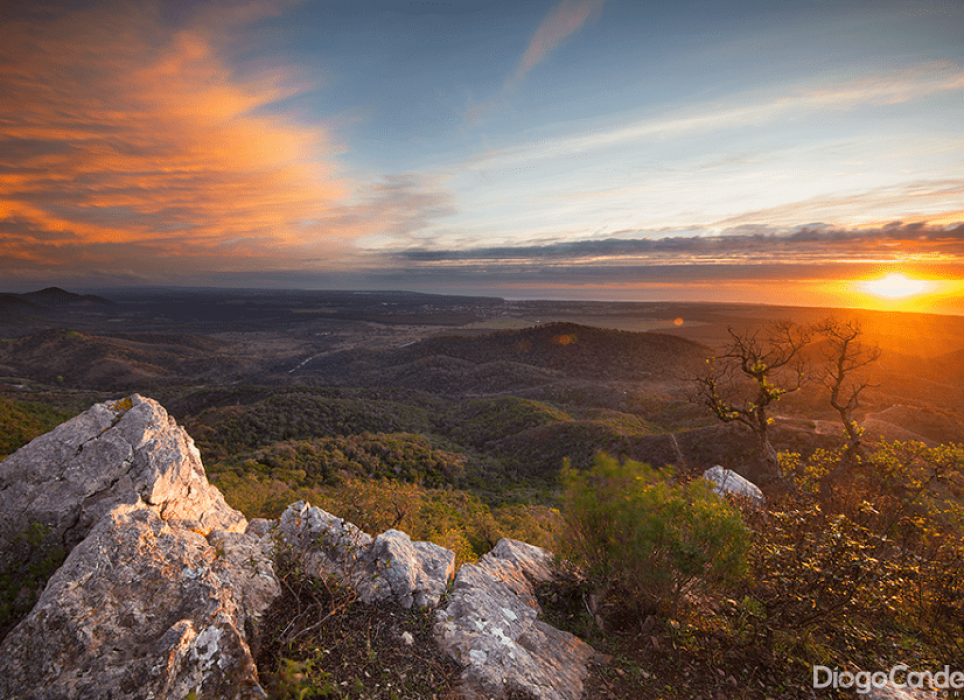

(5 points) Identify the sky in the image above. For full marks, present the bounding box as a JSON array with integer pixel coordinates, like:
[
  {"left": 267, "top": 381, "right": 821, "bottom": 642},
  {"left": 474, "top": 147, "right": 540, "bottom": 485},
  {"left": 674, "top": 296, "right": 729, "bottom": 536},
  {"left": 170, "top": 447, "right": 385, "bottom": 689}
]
[{"left": 2, "top": 0, "right": 963, "bottom": 312}]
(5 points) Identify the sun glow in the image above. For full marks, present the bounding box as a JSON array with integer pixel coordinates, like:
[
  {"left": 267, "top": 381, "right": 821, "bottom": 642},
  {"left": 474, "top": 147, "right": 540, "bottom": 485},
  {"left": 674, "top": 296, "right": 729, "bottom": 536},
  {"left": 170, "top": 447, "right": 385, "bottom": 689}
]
[{"left": 859, "top": 273, "right": 930, "bottom": 299}]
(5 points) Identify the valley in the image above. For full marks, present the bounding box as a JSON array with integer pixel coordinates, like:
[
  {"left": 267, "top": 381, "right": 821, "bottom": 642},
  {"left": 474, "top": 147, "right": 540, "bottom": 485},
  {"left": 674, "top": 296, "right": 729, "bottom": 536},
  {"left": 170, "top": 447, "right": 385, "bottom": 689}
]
[{"left": 1, "top": 286, "right": 963, "bottom": 700}]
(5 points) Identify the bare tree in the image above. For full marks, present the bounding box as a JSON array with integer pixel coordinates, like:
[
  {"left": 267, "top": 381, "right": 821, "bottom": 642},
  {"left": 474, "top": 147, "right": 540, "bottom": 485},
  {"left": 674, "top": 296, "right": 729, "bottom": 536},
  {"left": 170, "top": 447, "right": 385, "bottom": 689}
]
[
  {"left": 695, "top": 321, "right": 811, "bottom": 474},
  {"left": 815, "top": 318, "right": 881, "bottom": 471}
]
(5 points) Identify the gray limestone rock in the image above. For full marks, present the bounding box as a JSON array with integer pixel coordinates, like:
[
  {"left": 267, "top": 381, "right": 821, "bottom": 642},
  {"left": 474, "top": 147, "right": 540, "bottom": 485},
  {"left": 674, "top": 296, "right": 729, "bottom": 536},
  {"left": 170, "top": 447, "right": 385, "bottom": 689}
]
[
  {"left": 0, "top": 398, "right": 596, "bottom": 700},
  {"left": 703, "top": 465, "right": 765, "bottom": 506},
  {"left": 435, "top": 538, "right": 596, "bottom": 700},
  {"left": 0, "top": 394, "right": 245, "bottom": 576},
  {"left": 278, "top": 501, "right": 455, "bottom": 609},
  {"left": 0, "top": 395, "right": 277, "bottom": 699},
  {"left": 363, "top": 528, "right": 457, "bottom": 609},
  {"left": 0, "top": 502, "right": 278, "bottom": 699}
]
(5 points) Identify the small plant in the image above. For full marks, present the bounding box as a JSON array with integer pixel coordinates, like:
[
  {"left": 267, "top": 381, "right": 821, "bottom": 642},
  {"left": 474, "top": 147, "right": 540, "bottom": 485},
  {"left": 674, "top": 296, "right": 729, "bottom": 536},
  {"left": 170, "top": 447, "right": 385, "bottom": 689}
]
[
  {"left": 256, "top": 537, "right": 462, "bottom": 699},
  {"left": 558, "top": 453, "right": 750, "bottom": 620},
  {"left": 737, "top": 447, "right": 964, "bottom": 669},
  {"left": 110, "top": 397, "right": 134, "bottom": 412}
]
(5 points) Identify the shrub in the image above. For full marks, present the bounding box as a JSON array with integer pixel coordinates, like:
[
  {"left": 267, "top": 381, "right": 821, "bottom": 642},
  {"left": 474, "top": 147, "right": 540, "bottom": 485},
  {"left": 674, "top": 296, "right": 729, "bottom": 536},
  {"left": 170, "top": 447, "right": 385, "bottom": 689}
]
[
  {"left": 740, "top": 442, "right": 964, "bottom": 665},
  {"left": 558, "top": 453, "right": 749, "bottom": 619}
]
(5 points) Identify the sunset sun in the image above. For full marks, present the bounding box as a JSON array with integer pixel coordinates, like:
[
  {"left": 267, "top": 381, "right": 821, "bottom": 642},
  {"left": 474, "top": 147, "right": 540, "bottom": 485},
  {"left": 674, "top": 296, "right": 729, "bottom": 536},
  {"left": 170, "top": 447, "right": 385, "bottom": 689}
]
[{"left": 859, "top": 273, "right": 930, "bottom": 299}]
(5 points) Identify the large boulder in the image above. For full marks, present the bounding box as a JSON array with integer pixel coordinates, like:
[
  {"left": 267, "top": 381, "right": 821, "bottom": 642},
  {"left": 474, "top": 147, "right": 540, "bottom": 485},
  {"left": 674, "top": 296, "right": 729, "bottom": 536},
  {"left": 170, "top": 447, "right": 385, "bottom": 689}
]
[
  {"left": 278, "top": 500, "right": 455, "bottom": 609},
  {"left": 0, "top": 394, "right": 245, "bottom": 574},
  {"left": 0, "top": 503, "right": 277, "bottom": 699},
  {"left": 0, "top": 395, "right": 278, "bottom": 699},
  {"left": 435, "top": 538, "right": 596, "bottom": 700},
  {"left": 703, "top": 465, "right": 765, "bottom": 506}
]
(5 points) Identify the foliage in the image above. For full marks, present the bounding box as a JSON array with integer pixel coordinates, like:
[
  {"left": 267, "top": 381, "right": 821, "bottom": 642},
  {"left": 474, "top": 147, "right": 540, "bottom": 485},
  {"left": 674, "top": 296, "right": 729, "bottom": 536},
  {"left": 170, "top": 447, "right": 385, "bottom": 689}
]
[
  {"left": 778, "top": 448, "right": 841, "bottom": 496},
  {"left": 195, "top": 390, "right": 436, "bottom": 461},
  {"left": 737, "top": 441, "right": 964, "bottom": 668},
  {"left": 743, "top": 504, "right": 901, "bottom": 645},
  {"left": 215, "top": 433, "right": 467, "bottom": 489},
  {"left": 0, "top": 397, "right": 75, "bottom": 460},
  {"left": 258, "top": 541, "right": 462, "bottom": 699},
  {"left": 739, "top": 499, "right": 964, "bottom": 667},
  {"left": 0, "top": 522, "right": 67, "bottom": 638},
  {"left": 495, "top": 419, "right": 671, "bottom": 481},
  {"left": 867, "top": 440, "right": 964, "bottom": 528},
  {"left": 319, "top": 479, "right": 560, "bottom": 567},
  {"left": 443, "top": 396, "right": 571, "bottom": 449},
  {"left": 620, "top": 394, "right": 711, "bottom": 432},
  {"left": 558, "top": 454, "right": 750, "bottom": 619},
  {"left": 209, "top": 470, "right": 305, "bottom": 521},
  {"left": 212, "top": 466, "right": 560, "bottom": 568}
]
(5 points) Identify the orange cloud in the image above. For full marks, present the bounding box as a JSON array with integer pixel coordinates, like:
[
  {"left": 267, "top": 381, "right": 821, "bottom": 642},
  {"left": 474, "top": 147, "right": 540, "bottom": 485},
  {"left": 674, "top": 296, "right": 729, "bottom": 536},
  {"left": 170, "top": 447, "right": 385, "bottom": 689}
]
[{"left": 0, "top": 1, "right": 349, "bottom": 281}]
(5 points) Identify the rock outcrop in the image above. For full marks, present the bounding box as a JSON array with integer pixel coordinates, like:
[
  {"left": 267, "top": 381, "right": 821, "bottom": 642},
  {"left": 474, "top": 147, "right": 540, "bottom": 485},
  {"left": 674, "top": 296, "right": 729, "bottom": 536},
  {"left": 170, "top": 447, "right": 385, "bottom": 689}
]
[
  {"left": 0, "top": 395, "right": 278, "bottom": 700},
  {"left": 703, "top": 465, "right": 765, "bottom": 506},
  {"left": 1, "top": 396, "right": 595, "bottom": 700},
  {"left": 0, "top": 394, "right": 244, "bottom": 573},
  {"left": 1, "top": 503, "right": 278, "bottom": 699},
  {"left": 278, "top": 500, "right": 456, "bottom": 609},
  {"left": 435, "top": 538, "right": 596, "bottom": 700}
]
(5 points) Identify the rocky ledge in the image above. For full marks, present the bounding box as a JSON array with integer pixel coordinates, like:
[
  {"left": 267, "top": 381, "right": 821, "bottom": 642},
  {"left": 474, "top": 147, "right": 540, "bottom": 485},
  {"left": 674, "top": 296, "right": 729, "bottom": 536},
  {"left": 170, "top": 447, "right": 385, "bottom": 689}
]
[{"left": 0, "top": 395, "right": 595, "bottom": 699}]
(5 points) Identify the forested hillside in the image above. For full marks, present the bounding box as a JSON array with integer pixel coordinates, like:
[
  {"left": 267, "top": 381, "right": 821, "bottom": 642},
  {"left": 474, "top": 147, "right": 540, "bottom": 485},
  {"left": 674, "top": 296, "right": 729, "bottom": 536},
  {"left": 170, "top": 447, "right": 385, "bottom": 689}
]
[{"left": 1, "top": 315, "right": 962, "bottom": 699}]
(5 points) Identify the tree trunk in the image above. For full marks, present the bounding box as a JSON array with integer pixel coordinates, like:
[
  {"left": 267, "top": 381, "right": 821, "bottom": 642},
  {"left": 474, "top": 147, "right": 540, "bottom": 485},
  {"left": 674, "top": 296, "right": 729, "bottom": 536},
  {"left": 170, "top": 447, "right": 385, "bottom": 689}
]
[{"left": 760, "top": 431, "right": 780, "bottom": 474}]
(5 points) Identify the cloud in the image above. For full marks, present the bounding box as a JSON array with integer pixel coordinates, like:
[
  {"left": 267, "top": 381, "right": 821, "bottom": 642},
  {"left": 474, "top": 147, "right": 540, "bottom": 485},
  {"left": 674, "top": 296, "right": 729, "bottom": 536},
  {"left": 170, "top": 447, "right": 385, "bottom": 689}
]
[
  {"left": 712, "top": 180, "right": 964, "bottom": 231},
  {"left": 305, "top": 173, "right": 459, "bottom": 257},
  {"left": 0, "top": 0, "right": 349, "bottom": 282},
  {"left": 467, "top": 62, "right": 964, "bottom": 169},
  {"left": 508, "top": 0, "right": 604, "bottom": 88},
  {"left": 391, "top": 221, "right": 964, "bottom": 267},
  {"left": 354, "top": 220, "right": 964, "bottom": 309},
  {"left": 464, "top": 0, "right": 603, "bottom": 125},
  {"left": 793, "top": 61, "right": 964, "bottom": 108}
]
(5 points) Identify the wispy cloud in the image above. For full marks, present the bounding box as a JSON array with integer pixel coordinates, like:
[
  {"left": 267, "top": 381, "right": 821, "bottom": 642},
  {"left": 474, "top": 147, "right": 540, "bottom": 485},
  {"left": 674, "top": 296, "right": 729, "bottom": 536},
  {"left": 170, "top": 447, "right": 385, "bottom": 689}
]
[
  {"left": 307, "top": 173, "right": 459, "bottom": 257},
  {"left": 712, "top": 180, "right": 964, "bottom": 230},
  {"left": 508, "top": 0, "right": 604, "bottom": 89},
  {"left": 465, "top": 0, "right": 603, "bottom": 124},
  {"left": 467, "top": 62, "right": 964, "bottom": 169},
  {"left": 0, "top": 1, "right": 349, "bottom": 282}
]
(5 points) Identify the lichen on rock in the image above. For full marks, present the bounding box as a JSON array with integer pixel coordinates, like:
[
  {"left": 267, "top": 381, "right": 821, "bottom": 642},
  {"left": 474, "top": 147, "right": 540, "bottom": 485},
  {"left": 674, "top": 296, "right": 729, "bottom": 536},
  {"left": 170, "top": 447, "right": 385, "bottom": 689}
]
[{"left": 435, "top": 538, "right": 596, "bottom": 700}]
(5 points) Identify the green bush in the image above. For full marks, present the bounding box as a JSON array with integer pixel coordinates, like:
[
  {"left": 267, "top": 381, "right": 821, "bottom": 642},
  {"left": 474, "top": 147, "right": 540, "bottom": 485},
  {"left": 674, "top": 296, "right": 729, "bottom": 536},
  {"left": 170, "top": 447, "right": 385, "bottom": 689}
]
[{"left": 558, "top": 453, "right": 749, "bottom": 619}]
